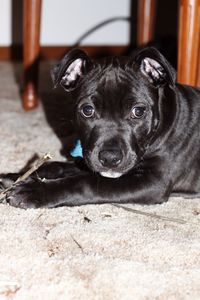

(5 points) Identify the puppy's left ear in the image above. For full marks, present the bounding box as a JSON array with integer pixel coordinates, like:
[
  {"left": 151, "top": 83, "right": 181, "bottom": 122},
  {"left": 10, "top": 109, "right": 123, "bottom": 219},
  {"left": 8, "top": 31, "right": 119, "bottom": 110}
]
[
  {"left": 134, "top": 47, "right": 176, "bottom": 87},
  {"left": 51, "top": 48, "right": 92, "bottom": 91}
]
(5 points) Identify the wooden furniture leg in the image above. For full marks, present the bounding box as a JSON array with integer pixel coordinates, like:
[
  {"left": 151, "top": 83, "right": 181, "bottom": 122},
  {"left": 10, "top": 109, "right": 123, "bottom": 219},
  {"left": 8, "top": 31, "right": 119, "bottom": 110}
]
[
  {"left": 197, "top": 50, "right": 200, "bottom": 86},
  {"left": 137, "top": 0, "right": 156, "bottom": 46},
  {"left": 177, "top": 0, "right": 200, "bottom": 86},
  {"left": 23, "top": 0, "right": 42, "bottom": 110}
]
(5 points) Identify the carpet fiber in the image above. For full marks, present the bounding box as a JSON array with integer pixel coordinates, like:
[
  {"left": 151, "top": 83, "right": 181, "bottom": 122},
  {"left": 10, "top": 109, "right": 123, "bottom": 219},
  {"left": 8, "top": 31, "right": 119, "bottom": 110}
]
[{"left": 0, "top": 62, "right": 200, "bottom": 300}]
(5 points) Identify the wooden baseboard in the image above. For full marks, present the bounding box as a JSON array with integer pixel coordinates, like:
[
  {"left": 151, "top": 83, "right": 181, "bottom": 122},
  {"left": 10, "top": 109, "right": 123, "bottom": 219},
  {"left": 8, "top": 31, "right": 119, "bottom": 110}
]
[{"left": 0, "top": 45, "right": 129, "bottom": 61}]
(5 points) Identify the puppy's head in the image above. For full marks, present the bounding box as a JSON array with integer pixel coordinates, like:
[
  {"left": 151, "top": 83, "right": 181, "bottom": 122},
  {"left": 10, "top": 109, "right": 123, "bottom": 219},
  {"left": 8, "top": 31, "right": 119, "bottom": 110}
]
[{"left": 52, "top": 47, "right": 176, "bottom": 178}]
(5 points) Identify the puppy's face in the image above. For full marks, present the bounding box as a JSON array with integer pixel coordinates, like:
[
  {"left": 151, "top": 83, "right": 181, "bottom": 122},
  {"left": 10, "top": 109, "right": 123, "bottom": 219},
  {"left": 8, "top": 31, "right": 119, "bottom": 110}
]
[
  {"left": 52, "top": 48, "right": 176, "bottom": 178},
  {"left": 74, "top": 62, "right": 158, "bottom": 178}
]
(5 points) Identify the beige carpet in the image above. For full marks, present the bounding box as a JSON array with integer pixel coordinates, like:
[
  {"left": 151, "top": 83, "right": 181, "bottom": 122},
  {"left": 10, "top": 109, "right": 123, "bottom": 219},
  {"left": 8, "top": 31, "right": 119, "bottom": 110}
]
[{"left": 0, "top": 62, "right": 200, "bottom": 300}]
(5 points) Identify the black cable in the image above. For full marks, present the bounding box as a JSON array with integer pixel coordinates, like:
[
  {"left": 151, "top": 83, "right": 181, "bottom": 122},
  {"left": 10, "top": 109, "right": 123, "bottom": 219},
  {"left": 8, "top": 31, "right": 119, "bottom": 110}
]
[{"left": 73, "top": 16, "right": 132, "bottom": 47}]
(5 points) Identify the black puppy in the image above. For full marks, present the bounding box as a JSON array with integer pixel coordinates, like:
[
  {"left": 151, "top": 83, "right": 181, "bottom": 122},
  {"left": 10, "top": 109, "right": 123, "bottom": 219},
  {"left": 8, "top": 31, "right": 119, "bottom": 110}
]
[{"left": 2, "top": 47, "right": 200, "bottom": 208}]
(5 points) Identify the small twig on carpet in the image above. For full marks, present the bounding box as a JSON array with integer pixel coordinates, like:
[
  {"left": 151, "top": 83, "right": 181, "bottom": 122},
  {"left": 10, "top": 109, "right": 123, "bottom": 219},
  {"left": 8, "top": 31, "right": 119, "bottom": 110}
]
[
  {"left": 84, "top": 216, "right": 92, "bottom": 223},
  {"left": 70, "top": 235, "right": 84, "bottom": 253},
  {"left": 112, "top": 204, "right": 187, "bottom": 224},
  {"left": 0, "top": 153, "right": 53, "bottom": 204}
]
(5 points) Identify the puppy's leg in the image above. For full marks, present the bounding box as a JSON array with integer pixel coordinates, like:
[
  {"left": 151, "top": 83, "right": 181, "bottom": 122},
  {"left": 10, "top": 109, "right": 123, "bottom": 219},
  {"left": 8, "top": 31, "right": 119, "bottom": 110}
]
[
  {"left": 6, "top": 161, "right": 170, "bottom": 208},
  {"left": 0, "top": 160, "right": 85, "bottom": 189}
]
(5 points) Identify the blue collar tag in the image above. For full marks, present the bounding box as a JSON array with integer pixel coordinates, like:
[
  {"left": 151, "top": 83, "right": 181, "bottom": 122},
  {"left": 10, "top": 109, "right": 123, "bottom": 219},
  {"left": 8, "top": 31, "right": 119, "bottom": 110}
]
[{"left": 70, "top": 140, "right": 83, "bottom": 158}]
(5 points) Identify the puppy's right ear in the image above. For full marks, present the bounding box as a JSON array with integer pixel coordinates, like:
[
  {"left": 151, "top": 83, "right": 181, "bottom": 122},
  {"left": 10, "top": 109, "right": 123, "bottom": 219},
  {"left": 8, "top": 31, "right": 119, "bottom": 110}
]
[{"left": 51, "top": 48, "right": 92, "bottom": 92}]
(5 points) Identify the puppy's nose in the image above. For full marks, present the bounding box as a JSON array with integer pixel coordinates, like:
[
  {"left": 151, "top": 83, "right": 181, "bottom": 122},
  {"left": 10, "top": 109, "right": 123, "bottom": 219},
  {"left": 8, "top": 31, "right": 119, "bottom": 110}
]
[{"left": 99, "top": 149, "right": 123, "bottom": 168}]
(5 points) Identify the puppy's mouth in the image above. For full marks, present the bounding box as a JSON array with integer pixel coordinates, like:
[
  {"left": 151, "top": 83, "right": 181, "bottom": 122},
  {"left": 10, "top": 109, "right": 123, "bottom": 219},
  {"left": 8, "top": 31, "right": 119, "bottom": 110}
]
[{"left": 100, "top": 171, "right": 123, "bottom": 179}]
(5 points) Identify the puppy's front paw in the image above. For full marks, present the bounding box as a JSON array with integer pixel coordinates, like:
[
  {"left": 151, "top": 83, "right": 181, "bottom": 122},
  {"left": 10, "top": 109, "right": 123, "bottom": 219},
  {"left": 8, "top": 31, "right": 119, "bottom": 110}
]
[
  {"left": 7, "top": 180, "right": 45, "bottom": 209},
  {"left": 0, "top": 173, "right": 19, "bottom": 190}
]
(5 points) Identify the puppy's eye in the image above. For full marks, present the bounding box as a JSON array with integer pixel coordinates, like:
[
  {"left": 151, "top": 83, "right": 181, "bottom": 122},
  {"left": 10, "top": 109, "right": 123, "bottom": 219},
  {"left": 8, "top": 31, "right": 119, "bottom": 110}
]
[
  {"left": 131, "top": 106, "right": 146, "bottom": 118},
  {"left": 81, "top": 104, "right": 95, "bottom": 118}
]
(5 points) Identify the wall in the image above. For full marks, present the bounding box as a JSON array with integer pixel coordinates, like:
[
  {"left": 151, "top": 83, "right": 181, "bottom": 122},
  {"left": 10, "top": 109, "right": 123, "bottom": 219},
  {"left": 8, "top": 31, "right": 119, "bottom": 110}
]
[
  {"left": 0, "top": 0, "right": 11, "bottom": 45},
  {"left": 0, "top": 0, "right": 131, "bottom": 46}
]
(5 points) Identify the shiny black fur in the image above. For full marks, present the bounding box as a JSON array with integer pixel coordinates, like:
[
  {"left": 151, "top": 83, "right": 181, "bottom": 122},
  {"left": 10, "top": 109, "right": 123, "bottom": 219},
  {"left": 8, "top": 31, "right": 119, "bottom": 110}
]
[{"left": 2, "top": 47, "right": 200, "bottom": 208}]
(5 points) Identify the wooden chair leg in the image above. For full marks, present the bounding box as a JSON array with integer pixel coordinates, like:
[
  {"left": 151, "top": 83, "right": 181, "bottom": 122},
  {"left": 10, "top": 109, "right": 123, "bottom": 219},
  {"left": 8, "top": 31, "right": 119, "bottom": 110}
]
[
  {"left": 23, "top": 0, "right": 42, "bottom": 110},
  {"left": 177, "top": 0, "right": 200, "bottom": 86},
  {"left": 137, "top": 0, "right": 156, "bottom": 46},
  {"left": 196, "top": 49, "right": 200, "bottom": 87}
]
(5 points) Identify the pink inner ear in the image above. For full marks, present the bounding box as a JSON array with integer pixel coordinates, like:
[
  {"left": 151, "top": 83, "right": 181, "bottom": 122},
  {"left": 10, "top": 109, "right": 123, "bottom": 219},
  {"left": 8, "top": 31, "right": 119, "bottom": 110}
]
[
  {"left": 63, "top": 58, "right": 83, "bottom": 83},
  {"left": 141, "top": 57, "right": 164, "bottom": 82}
]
